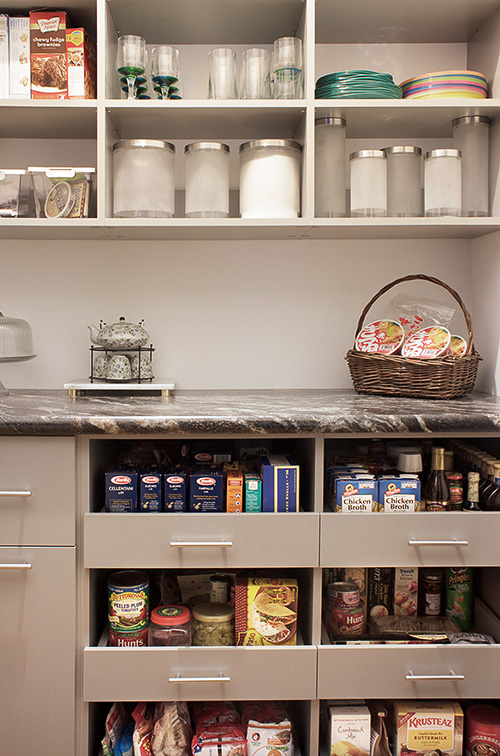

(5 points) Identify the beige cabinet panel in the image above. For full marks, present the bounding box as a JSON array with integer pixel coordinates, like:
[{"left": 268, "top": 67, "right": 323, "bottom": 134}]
[
  {"left": 84, "top": 512, "right": 319, "bottom": 568},
  {"left": 0, "top": 437, "right": 75, "bottom": 546},
  {"left": 320, "top": 512, "right": 499, "bottom": 567},
  {"left": 84, "top": 644, "right": 317, "bottom": 701},
  {"left": 0, "top": 546, "right": 76, "bottom": 755}
]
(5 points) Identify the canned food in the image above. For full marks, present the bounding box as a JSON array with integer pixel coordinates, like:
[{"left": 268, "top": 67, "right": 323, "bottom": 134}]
[
  {"left": 327, "top": 581, "right": 361, "bottom": 609},
  {"left": 108, "top": 569, "right": 149, "bottom": 646},
  {"left": 466, "top": 704, "right": 500, "bottom": 756},
  {"left": 328, "top": 602, "right": 365, "bottom": 637}
]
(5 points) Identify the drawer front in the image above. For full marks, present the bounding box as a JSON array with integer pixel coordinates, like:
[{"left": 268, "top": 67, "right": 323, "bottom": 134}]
[
  {"left": 84, "top": 512, "right": 319, "bottom": 568},
  {"left": 84, "top": 645, "right": 317, "bottom": 701},
  {"left": 320, "top": 512, "right": 498, "bottom": 566},
  {"left": 0, "top": 546, "right": 76, "bottom": 755},
  {"left": 0, "top": 437, "right": 75, "bottom": 545},
  {"left": 317, "top": 644, "right": 500, "bottom": 698}
]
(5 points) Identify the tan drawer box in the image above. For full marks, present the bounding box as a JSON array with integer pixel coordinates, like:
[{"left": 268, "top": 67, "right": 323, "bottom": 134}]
[
  {"left": 84, "top": 643, "right": 317, "bottom": 701},
  {"left": 320, "top": 511, "right": 499, "bottom": 567},
  {"left": 84, "top": 512, "right": 319, "bottom": 568},
  {"left": 0, "top": 437, "right": 75, "bottom": 546}
]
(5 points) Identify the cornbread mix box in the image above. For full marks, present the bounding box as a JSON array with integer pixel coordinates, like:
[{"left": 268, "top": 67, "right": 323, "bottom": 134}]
[
  {"left": 66, "top": 28, "right": 96, "bottom": 99},
  {"left": 328, "top": 705, "right": 371, "bottom": 756},
  {"left": 334, "top": 476, "right": 378, "bottom": 512},
  {"left": 378, "top": 475, "right": 421, "bottom": 513},
  {"left": 235, "top": 577, "right": 298, "bottom": 645},
  {"left": 394, "top": 701, "right": 463, "bottom": 756},
  {"left": 30, "top": 10, "right": 68, "bottom": 99},
  {"left": 260, "top": 454, "right": 299, "bottom": 512},
  {"left": 105, "top": 467, "right": 139, "bottom": 512}
]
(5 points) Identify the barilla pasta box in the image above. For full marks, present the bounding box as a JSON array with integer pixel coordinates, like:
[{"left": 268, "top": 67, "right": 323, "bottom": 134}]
[
  {"left": 394, "top": 701, "right": 463, "bottom": 756},
  {"left": 235, "top": 577, "right": 298, "bottom": 646},
  {"left": 226, "top": 467, "right": 244, "bottom": 513},
  {"left": 334, "top": 476, "right": 378, "bottom": 512},
  {"left": 260, "top": 455, "right": 299, "bottom": 512},
  {"left": 244, "top": 471, "right": 262, "bottom": 512},
  {"left": 30, "top": 10, "right": 68, "bottom": 99},
  {"left": 190, "top": 465, "right": 224, "bottom": 512},
  {"left": 105, "top": 467, "right": 139, "bottom": 512},
  {"left": 66, "top": 28, "right": 96, "bottom": 99},
  {"left": 9, "top": 17, "right": 30, "bottom": 99},
  {"left": 139, "top": 465, "right": 162, "bottom": 512},
  {"left": 378, "top": 475, "right": 421, "bottom": 513},
  {"left": 164, "top": 465, "right": 187, "bottom": 512},
  {"left": 329, "top": 705, "right": 371, "bottom": 756}
]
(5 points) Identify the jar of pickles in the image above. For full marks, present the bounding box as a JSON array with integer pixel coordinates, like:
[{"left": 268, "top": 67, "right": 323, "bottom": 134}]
[
  {"left": 192, "top": 602, "right": 235, "bottom": 646},
  {"left": 149, "top": 605, "right": 192, "bottom": 646}
]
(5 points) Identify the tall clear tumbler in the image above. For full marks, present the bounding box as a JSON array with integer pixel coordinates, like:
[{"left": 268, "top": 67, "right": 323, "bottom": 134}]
[{"left": 208, "top": 48, "right": 238, "bottom": 99}]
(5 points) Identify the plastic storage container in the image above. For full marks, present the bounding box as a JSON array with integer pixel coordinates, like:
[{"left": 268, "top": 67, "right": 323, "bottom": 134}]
[
  {"left": 0, "top": 169, "right": 32, "bottom": 218},
  {"left": 28, "top": 166, "right": 96, "bottom": 218},
  {"left": 239, "top": 139, "right": 302, "bottom": 219},
  {"left": 113, "top": 139, "right": 175, "bottom": 218},
  {"left": 185, "top": 142, "right": 230, "bottom": 218},
  {"left": 315, "top": 117, "right": 347, "bottom": 217}
]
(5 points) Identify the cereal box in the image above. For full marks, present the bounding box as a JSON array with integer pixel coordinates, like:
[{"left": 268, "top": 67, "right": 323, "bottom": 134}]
[
  {"left": 0, "top": 15, "right": 9, "bottom": 99},
  {"left": 235, "top": 577, "right": 298, "bottom": 646},
  {"left": 260, "top": 454, "right": 299, "bottom": 512},
  {"left": 394, "top": 568, "right": 418, "bottom": 616},
  {"left": 394, "top": 701, "right": 463, "bottom": 756},
  {"left": 9, "top": 17, "right": 30, "bottom": 99},
  {"left": 30, "top": 10, "right": 68, "bottom": 99},
  {"left": 329, "top": 705, "right": 371, "bottom": 756},
  {"left": 66, "top": 28, "right": 96, "bottom": 99},
  {"left": 378, "top": 475, "right": 421, "bottom": 512}
]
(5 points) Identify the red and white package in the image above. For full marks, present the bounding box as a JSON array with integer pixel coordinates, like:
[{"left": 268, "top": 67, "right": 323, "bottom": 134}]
[
  {"left": 246, "top": 720, "right": 292, "bottom": 756},
  {"left": 151, "top": 701, "right": 192, "bottom": 756},
  {"left": 102, "top": 702, "right": 129, "bottom": 756},
  {"left": 448, "top": 334, "right": 467, "bottom": 356},
  {"left": 132, "top": 702, "right": 154, "bottom": 756},
  {"left": 192, "top": 702, "right": 240, "bottom": 732},
  {"left": 401, "top": 326, "right": 451, "bottom": 359},
  {"left": 355, "top": 320, "right": 404, "bottom": 355},
  {"left": 240, "top": 702, "right": 288, "bottom": 727},
  {"left": 192, "top": 723, "right": 247, "bottom": 756}
]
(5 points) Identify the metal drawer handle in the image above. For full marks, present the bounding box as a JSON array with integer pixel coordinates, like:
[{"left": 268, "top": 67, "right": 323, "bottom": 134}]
[
  {"left": 0, "top": 562, "right": 32, "bottom": 570},
  {"left": 405, "top": 671, "right": 464, "bottom": 681},
  {"left": 170, "top": 541, "right": 233, "bottom": 548},
  {"left": 169, "top": 674, "right": 230, "bottom": 683},
  {"left": 408, "top": 539, "right": 468, "bottom": 547},
  {"left": 0, "top": 490, "right": 32, "bottom": 498}
]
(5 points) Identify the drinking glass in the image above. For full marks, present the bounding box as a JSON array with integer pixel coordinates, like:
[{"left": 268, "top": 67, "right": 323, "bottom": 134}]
[
  {"left": 208, "top": 48, "right": 238, "bottom": 99},
  {"left": 241, "top": 48, "right": 271, "bottom": 99},
  {"left": 116, "top": 35, "right": 146, "bottom": 100},
  {"left": 151, "top": 46, "right": 180, "bottom": 100},
  {"left": 273, "top": 36, "right": 303, "bottom": 99}
]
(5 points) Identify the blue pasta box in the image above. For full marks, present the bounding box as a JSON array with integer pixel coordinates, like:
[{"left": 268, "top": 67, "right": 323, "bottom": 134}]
[
  {"left": 164, "top": 465, "right": 187, "bottom": 512},
  {"left": 190, "top": 464, "right": 224, "bottom": 512},
  {"left": 378, "top": 475, "right": 421, "bottom": 512},
  {"left": 105, "top": 466, "right": 139, "bottom": 512},
  {"left": 139, "top": 465, "right": 163, "bottom": 512},
  {"left": 334, "top": 476, "right": 378, "bottom": 512},
  {"left": 244, "top": 471, "right": 262, "bottom": 512},
  {"left": 260, "top": 454, "right": 299, "bottom": 512}
]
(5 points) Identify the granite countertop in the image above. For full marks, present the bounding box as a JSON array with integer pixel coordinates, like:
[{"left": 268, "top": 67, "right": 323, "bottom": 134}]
[{"left": 1, "top": 388, "right": 500, "bottom": 436}]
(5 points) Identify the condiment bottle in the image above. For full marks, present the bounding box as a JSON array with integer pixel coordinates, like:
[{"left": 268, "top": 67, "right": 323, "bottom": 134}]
[
  {"left": 423, "top": 446, "right": 450, "bottom": 511},
  {"left": 463, "top": 471, "right": 481, "bottom": 511},
  {"left": 485, "top": 462, "right": 500, "bottom": 511},
  {"left": 419, "top": 567, "right": 444, "bottom": 616}
]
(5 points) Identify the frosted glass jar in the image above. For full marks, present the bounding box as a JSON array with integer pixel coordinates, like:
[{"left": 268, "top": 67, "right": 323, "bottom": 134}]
[
  {"left": 384, "top": 145, "right": 423, "bottom": 217},
  {"left": 315, "top": 117, "right": 346, "bottom": 217},
  {"left": 239, "top": 139, "right": 302, "bottom": 218},
  {"left": 349, "top": 149, "right": 387, "bottom": 217},
  {"left": 452, "top": 115, "right": 489, "bottom": 217},
  {"left": 185, "top": 142, "right": 230, "bottom": 218},
  {"left": 113, "top": 139, "right": 175, "bottom": 218},
  {"left": 424, "top": 148, "right": 461, "bottom": 217}
]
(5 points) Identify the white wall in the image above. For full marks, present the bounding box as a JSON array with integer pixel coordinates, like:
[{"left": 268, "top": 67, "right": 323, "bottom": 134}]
[
  {"left": 470, "top": 229, "right": 500, "bottom": 395},
  {"left": 0, "top": 237, "right": 473, "bottom": 390}
]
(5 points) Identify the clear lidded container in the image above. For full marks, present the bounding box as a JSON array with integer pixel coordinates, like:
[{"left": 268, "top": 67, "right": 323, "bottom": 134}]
[
  {"left": 239, "top": 139, "right": 302, "bottom": 219},
  {"left": 384, "top": 145, "right": 423, "bottom": 217},
  {"left": 0, "top": 169, "right": 32, "bottom": 218},
  {"left": 113, "top": 139, "right": 175, "bottom": 218},
  {"left": 424, "top": 148, "right": 462, "bottom": 217},
  {"left": 149, "top": 604, "right": 192, "bottom": 646},
  {"left": 315, "top": 117, "right": 347, "bottom": 218},
  {"left": 452, "top": 115, "right": 490, "bottom": 217},
  {"left": 192, "top": 602, "right": 235, "bottom": 646},
  {"left": 28, "top": 166, "right": 96, "bottom": 219},
  {"left": 349, "top": 149, "right": 387, "bottom": 217},
  {"left": 184, "top": 142, "right": 230, "bottom": 218}
]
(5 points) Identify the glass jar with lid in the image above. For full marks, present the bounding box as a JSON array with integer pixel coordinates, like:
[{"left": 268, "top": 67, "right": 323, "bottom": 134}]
[
  {"left": 239, "top": 139, "right": 302, "bottom": 218},
  {"left": 349, "top": 149, "right": 387, "bottom": 217},
  {"left": 113, "top": 139, "right": 176, "bottom": 218},
  {"left": 384, "top": 145, "right": 423, "bottom": 217},
  {"left": 315, "top": 117, "right": 347, "bottom": 217},
  {"left": 192, "top": 602, "right": 235, "bottom": 646},
  {"left": 149, "top": 604, "right": 192, "bottom": 646},
  {"left": 424, "top": 148, "right": 461, "bottom": 217},
  {"left": 184, "top": 142, "right": 230, "bottom": 218},
  {"left": 452, "top": 115, "right": 490, "bottom": 217}
]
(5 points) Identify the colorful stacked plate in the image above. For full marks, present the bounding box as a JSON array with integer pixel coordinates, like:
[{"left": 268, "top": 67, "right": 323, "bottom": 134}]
[
  {"left": 315, "top": 70, "right": 402, "bottom": 99},
  {"left": 400, "top": 70, "right": 488, "bottom": 100}
]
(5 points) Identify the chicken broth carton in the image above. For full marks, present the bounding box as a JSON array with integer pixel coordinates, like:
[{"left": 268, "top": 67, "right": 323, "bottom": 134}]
[{"left": 394, "top": 701, "right": 463, "bottom": 756}]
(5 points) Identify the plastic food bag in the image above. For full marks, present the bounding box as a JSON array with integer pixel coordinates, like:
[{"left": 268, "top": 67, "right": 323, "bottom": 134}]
[
  {"left": 151, "top": 701, "right": 193, "bottom": 756},
  {"left": 132, "top": 702, "right": 154, "bottom": 756},
  {"left": 391, "top": 293, "right": 455, "bottom": 338},
  {"left": 102, "top": 702, "right": 130, "bottom": 756}
]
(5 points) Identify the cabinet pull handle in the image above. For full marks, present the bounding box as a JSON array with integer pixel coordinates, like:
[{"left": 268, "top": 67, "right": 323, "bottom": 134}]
[
  {"left": 0, "top": 562, "right": 32, "bottom": 570},
  {"left": 0, "top": 490, "right": 32, "bottom": 498},
  {"left": 169, "top": 674, "right": 230, "bottom": 683},
  {"left": 169, "top": 541, "right": 233, "bottom": 548},
  {"left": 405, "top": 671, "right": 464, "bottom": 681},
  {"left": 408, "top": 539, "right": 468, "bottom": 547}
]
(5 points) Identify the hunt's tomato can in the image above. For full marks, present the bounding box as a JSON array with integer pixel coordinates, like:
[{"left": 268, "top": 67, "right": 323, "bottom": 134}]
[
  {"left": 466, "top": 704, "right": 500, "bottom": 756},
  {"left": 108, "top": 570, "right": 149, "bottom": 646}
]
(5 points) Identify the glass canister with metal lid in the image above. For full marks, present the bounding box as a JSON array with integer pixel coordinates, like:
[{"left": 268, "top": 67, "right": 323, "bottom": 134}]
[
  {"left": 384, "top": 145, "right": 423, "bottom": 217},
  {"left": 184, "top": 142, "right": 230, "bottom": 218},
  {"left": 424, "top": 148, "right": 461, "bottom": 217},
  {"left": 239, "top": 139, "right": 302, "bottom": 218},
  {"left": 113, "top": 139, "right": 176, "bottom": 218},
  {"left": 192, "top": 602, "right": 235, "bottom": 646},
  {"left": 349, "top": 149, "right": 387, "bottom": 217}
]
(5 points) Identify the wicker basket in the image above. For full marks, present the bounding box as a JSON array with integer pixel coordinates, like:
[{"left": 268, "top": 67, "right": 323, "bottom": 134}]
[{"left": 345, "top": 273, "right": 481, "bottom": 400}]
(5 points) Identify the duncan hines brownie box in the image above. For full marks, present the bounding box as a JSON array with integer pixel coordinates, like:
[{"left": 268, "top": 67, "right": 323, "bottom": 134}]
[
  {"left": 394, "top": 701, "right": 463, "bottom": 756},
  {"left": 30, "top": 10, "right": 68, "bottom": 98}
]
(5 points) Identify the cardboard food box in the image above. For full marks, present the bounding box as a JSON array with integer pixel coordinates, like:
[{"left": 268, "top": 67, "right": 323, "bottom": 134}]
[
  {"left": 394, "top": 568, "right": 418, "bottom": 616},
  {"left": 139, "top": 466, "right": 162, "bottom": 512},
  {"left": 235, "top": 577, "right": 298, "bottom": 645},
  {"left": 394, "top": 701, "right": 463, "bottom": 756},
  {"left": 9, "top": 17, "right": 30, "bottom": 99},
  {"left": 105, "top": 467, "right": 139, "bottom": 512},
  {"left": 30, "top": 10, "right": 68, "bottom": 99},
  {"left": 164, "top": 466, "right": 187, "bottom": 512},
  {"left": 378, "top": 475, "right": 421, "bottom": 512},
  {"left": 226, "top": 467, "right": 243, "bottom": 512},
  {"left": 66, "top": 27, "right": 96, "bottom": 99},
  {"left": 260, "top": 454, "right": 299, "bottom": 512},
  {"left": 334, "top": 476, "right": 378, "bottom": 512},
  {"left": 328, "top": 705, "right": 371, "bottom": 756},
  {"left": 189, "top": 465, "right": 224, "bottom": 512},
  {"left": 244, "top": 471, "right": 262, "bottom": 512},
  {"left": 0, "top": 14, "right": 9, "bottom": 99}
]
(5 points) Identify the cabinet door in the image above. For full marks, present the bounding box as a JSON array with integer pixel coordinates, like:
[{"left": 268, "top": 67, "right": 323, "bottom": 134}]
[
  {"left": 0, "top": 437, "right": 75, "bottom": 546},
  {"left": 0, "top": 546, "right": 76, "bottom": 756}
]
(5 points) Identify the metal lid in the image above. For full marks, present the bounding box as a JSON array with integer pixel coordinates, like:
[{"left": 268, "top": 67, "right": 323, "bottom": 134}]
[
  {"left": 425, "top": 148, "right": 462, "bottom": 159},
  {"left": 113, "top": 139, "right": 175, "bottom": 153},
  {"left": 185, "top": 142, "right": 230, "bottom": 154},
  {"left": 151, "top": 605, "right": 191, "bottom": 626},
  {"left": 315, "top": 117, "right": 346, "bottom": 127},
  {"left": 349, "top": 149, "right": 386, "bottom": 160},
  {"left": 239, "top": 139, "right": 302, "bottom": 153},
  {"left": 192, "top": 602, "right": 235, "bottom": 623},
  {"left": 383, "top": 145, "right": 423, "bottom": 157},
  {"left": 452, "top": 115, "right": 490, "bottom": 127}
]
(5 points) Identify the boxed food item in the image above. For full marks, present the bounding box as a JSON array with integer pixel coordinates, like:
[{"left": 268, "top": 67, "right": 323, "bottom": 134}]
[
  {"left": 30, "top": 10, "right": 68, "bottom": 99},
  {"left": 235, "top": 577, "right": 298, "bottom": 645},
  {"left": 9, "top": 17, "right": 30, "bottom": 99},
  {"left": 378, "top": 476, "right": 421, "bottom": 512},
  {"left": 164, "top": 466, "right": 187, "bottom": 512},
  {"left": 328, "top": 705, "right": 371, "bottom": 756},
  {"left": 394, "top": 568, "right": 418, "bottom": 616},
  {"left": 367, "top": 567, "right": 393, "bottom": 620},
  {"left": 334, "top": 476, "right": 378, "bottom": 512},
  {"left": 190, "top": 465, "right": 224, "bottom": 512},
  {"left": 0, "top": 14, "right": 8, "bottom": 99},
  {"left": 260, "top": 454, "right": 299, "bottom": 512},
  {"left": 139, "top": 466, "right": 162, "bottom": 512},
  {"left": 394, "top": 701, "right": 463, "bottom": 756},
  {"left": 66, "top": 27, "right": 96, "bottom": 99},
  {"left": 105, "top": 467, "right": 139, "bottom": 512},
  {"left": 244, "top": 471, "right": 262, "bottom": 512},
  {"left": 226, "top": 467, "right": 243, "bottom": 512},
  {"left": 28, "top": 167, "right": 96, "bottom": 218}
]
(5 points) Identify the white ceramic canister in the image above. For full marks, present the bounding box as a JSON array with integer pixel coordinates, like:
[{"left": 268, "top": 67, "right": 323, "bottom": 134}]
[
  {"left": 349, "top": 149, "right": 387, "bottom": 217},
  {"left": 384, "top": 145, "right": 423, "bottom": 217},
  {"left": 424, "top": 148, "right": 462, "bottom": 217},
  {"left": 184, "top": 142, "right": 230, "bottom": 218},
  {"left": 315, "top": 117, "right": 347, "bottom": 217},
  {"left": 113, "top": 139, "right": 176, "bottom": 218},
  {"left": 452, "top": 115, "right": 490, "bottom": 217},
  {"left": 239, "top": 139, "right": 302, "bottom": 218}
]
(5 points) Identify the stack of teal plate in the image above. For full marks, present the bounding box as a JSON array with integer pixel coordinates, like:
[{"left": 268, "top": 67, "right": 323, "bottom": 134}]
[{"left": 315, "top": 70, "right": 402, "bottom": 99}]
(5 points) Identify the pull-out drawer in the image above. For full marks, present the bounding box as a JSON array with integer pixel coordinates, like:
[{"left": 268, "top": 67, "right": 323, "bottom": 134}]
[
  {"left": 84, "top": 512, "right": 319, "bottom": 568},
  {"left": 320, "top": 511, "right": 499, "bottom": 566},
  {"left": 0, "top": 437, "right": 75, "bottom": 546},
  {"left": 84, "top": 642, "right": 317, "bottom": 701}
]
